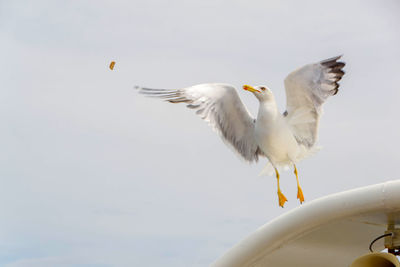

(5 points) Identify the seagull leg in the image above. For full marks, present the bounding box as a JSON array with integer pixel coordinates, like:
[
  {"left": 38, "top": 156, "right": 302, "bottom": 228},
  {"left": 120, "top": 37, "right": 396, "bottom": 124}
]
[
  {"left": 294, "top": 164, "right": 305, "bottom": 204},
  {"left": 275, "top": 168, "right": 287, "bottom": 208}
]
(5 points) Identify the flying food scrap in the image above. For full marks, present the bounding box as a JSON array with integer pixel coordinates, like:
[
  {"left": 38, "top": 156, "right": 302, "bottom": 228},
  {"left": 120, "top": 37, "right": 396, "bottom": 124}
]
[{"left": 109, "top": 61, "right": 116, "bottom": 70}]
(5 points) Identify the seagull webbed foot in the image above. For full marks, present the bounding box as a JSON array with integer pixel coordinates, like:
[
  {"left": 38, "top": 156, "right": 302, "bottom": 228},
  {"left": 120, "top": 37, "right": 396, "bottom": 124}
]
[
  {"left": 278, "top": 190, "right": 288, "bottom": 208},
  {"left": 297, "top": 186, "right": 305, "bottom": 204}
]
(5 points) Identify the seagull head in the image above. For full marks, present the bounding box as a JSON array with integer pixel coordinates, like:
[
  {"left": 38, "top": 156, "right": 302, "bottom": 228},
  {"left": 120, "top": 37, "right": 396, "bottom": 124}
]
[{"left": 243, "top": 84, "right": 273, "bottom": 102}]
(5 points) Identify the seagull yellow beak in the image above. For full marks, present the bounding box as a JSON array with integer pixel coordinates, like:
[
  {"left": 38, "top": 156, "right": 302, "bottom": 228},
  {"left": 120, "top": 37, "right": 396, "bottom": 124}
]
[{"left": 243, "top": 84, "right": 261, "bottom": 93}]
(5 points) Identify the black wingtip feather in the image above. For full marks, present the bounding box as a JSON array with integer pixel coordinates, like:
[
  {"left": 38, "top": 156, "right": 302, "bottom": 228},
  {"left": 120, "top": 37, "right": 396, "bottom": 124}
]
[
  {"left": 320, "top": 55, "right": 342, "bottom": 64},
  {"left": 332, "top": 84, "right": 339, "bottom": 95},
  {"left": 321, "top": 55, "right": 345, "bottom": 68},
  {"left": 320, "top": 55, "right": 346, "bottom": 96}
]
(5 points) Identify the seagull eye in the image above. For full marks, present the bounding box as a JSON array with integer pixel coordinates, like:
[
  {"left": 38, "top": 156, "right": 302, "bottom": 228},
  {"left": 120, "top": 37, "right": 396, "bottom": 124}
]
[{"left": 260, "top": 87, "right": 266, "bottom": 91}]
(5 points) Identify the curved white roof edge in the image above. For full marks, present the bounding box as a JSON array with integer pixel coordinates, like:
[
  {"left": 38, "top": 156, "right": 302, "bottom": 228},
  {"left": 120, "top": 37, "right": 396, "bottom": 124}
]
[{"left": 212, "top": 180, "right": 400, "bottom": 267}]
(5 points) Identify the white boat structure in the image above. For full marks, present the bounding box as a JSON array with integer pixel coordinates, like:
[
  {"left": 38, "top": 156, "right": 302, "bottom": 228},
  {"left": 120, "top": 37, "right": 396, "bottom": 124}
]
[{"left": 212, "top": 180, "right": 400, "bottom": 267}]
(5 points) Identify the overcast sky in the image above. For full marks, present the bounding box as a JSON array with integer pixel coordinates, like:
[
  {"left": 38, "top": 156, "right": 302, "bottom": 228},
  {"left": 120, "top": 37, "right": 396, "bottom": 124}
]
[{"left": 1, "top": 0, "right": 400, "bottom": 266}]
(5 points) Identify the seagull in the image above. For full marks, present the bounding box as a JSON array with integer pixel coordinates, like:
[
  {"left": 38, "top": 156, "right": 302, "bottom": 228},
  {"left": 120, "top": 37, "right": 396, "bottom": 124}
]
[{"left": 136, "top": 55, "right": 345, "bottom": 207}]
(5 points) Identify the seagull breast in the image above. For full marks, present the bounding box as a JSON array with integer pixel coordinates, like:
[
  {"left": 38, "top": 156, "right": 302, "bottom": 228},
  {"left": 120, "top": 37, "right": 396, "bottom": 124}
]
[{"left": 255, "top": 100, "right": 300, "bottom": 165}]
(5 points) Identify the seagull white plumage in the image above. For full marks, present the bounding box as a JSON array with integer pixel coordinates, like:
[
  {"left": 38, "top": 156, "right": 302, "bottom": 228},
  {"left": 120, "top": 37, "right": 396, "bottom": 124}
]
[{"left": 137, "top": 55, "right": 345, "bottom": 207}]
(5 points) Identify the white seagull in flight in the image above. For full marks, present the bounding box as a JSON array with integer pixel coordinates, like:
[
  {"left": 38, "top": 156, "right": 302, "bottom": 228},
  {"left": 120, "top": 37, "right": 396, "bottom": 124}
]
[{"left": 136, "top": 55, "right": 345, "bottom": 207}]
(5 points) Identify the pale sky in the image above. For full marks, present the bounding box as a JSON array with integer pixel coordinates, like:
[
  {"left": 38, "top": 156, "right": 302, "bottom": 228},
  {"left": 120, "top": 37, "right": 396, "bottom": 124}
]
[{"left": 1, "top": 0, "right": 400, "bottom": 266}]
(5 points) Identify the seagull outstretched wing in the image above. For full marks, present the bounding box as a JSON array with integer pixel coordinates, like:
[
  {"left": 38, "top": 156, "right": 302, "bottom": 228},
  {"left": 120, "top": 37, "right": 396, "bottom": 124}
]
[
  {"left": 137, "top": 83, "right": 263, "bottom": 162},
  {"left": 284, "top": 55, "right": 345, "bottom": 148}
]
